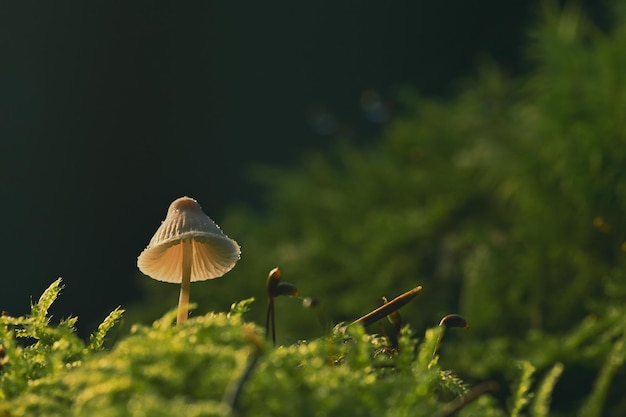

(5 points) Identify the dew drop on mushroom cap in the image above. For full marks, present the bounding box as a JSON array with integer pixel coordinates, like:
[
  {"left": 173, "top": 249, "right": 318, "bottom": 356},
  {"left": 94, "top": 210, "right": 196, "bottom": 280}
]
[{"left": 137, "top": 196, "right": 241, "bottom": 283}]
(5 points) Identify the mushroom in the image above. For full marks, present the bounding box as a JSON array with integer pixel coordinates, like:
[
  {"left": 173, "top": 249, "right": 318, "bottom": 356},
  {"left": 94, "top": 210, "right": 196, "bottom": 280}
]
[{"left": 137, "top": 196, "right": 241, "bottom": 324}]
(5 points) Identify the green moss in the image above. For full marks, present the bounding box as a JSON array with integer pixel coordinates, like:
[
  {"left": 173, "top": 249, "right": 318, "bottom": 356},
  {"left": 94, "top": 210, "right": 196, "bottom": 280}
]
[{"left": 0, "top": 281, "right": 515, "bottom": 417}]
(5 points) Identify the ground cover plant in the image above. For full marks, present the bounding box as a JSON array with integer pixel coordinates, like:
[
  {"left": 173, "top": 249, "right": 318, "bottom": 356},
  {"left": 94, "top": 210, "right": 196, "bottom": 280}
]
[{"left": 2, "top": 279, "right": 564, "bottom": 417}]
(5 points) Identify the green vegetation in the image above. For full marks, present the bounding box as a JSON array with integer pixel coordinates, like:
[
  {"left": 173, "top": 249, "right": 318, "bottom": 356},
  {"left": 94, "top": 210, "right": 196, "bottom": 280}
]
[
  {"left": 3, "top": 1, "right": 626, "bottom": 416},
  {"left": 0, "top": 280, "right": 556, "bottom": 416}
]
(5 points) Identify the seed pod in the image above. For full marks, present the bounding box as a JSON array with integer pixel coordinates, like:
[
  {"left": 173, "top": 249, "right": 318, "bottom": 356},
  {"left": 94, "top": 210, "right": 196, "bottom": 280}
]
[
  {"left": 302, "top": 297, "right": 320, "bottom": 309},
  {"left": 352, "top": 286, "right": 422, "bottom": 327},
  {"left": 275, "top": 282, "right": 300, "bottom": 297},
  {"left": 266, "top": 267, "right": 282, "bottom": 297}
]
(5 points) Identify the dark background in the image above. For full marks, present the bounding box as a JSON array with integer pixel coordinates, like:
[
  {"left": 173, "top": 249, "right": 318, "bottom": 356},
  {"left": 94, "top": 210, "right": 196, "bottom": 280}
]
[{"left": 1, "top": 1, "right": 589, "bottom": 331}]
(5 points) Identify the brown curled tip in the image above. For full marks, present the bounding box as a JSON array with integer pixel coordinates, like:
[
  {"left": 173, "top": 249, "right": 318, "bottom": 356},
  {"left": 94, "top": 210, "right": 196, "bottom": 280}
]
[
  {"left": 267, "top": 267, "right": 282, "bottom": 297},
  {"left": 439, "top": 314, "right": 469, "bottom": 329}
]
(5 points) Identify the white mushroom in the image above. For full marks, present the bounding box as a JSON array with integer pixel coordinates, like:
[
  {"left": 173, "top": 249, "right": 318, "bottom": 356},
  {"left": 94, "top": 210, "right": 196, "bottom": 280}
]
[{"left": 137, "top": 196, "right": 241, "bottom": 324}]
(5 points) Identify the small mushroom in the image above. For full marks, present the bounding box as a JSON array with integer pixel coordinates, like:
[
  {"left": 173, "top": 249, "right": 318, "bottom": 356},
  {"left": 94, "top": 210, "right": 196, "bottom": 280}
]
[{"left": 137, "top": 196, "right": 241, "bottom": 324}]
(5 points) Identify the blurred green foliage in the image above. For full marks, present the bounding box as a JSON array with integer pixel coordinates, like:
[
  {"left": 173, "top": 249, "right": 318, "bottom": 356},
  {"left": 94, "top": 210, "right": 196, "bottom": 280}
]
[
  {"left": 128, "top": 1, "right": 626, "bottom": 414},
  {"left": 126, "top": 0, "right": 626, "bottom": 345}
]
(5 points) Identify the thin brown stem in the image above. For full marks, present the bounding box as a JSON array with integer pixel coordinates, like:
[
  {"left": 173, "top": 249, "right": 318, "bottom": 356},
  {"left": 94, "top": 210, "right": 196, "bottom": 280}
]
[
  {"left": 271, "top": 302, "right": 276, "bottom": 345},
  {"left": 432, "top": 381, "right": 499, "bottom": 417},
  {"left": 265, "top": 298, "right": 274, "bottom": 343}
]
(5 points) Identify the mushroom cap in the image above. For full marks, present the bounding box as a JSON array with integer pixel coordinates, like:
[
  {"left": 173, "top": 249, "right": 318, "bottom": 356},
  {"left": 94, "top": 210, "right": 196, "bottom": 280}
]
[{"left": 137, "top": 196, "right": 241, "bottom": 283}]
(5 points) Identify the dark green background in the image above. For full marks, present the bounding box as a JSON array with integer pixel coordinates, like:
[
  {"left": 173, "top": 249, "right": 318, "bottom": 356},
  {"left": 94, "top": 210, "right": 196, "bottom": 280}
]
[{"left": 0, "top": 1, "right": 606, "bottom": 331}]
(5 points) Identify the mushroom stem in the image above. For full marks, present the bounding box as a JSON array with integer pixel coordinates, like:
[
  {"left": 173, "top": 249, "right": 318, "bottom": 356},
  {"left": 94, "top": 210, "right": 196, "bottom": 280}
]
[{"left": 177, "top": 239, "right": 193, "bottom": 324}]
